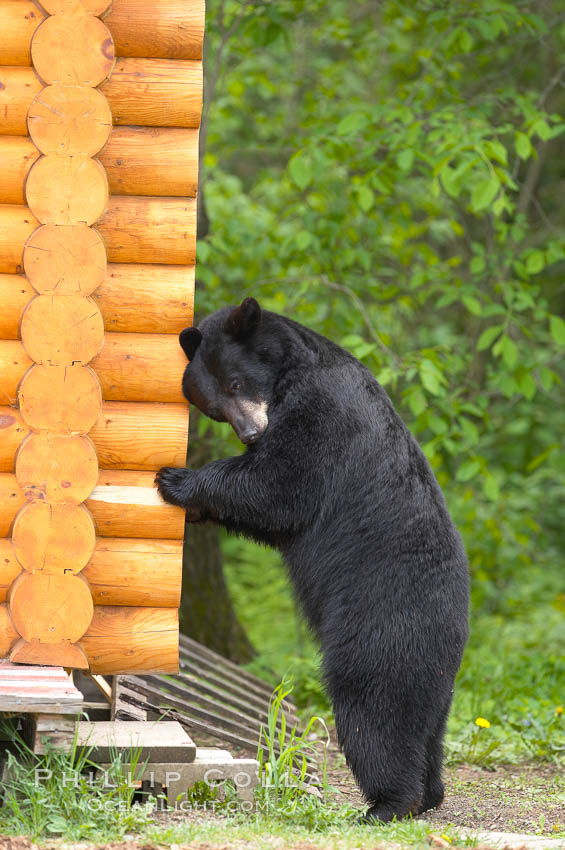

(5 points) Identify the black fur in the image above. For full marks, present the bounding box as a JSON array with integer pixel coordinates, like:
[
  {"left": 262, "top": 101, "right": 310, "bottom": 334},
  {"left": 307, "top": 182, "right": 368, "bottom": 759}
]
[{"left": 156, "top": 298, "right": 470, "bottom": 822}]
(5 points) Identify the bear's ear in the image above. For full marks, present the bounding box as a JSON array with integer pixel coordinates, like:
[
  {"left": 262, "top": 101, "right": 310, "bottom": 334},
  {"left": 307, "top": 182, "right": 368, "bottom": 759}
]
[
  {"left": 179, "top": 327, "right": 202, "bottom": 360},
  {"left": 224, "top": 297, "right": 261, "bottom": 340}
]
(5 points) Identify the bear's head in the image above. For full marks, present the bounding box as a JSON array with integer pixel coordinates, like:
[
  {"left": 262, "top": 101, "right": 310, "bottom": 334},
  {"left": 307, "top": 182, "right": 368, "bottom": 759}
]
[{"left": 179, "top": 297, "right": 273, "bottom": 445}]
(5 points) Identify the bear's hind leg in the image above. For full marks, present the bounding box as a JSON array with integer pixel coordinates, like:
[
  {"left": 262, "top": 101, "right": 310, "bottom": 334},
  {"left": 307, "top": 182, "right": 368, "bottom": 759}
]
[
  {"left": 418, "top": 702, "right": 450, "bottom": 814},
  {"left": 332, "top": 690, "right": 426, "bottom": 823}
]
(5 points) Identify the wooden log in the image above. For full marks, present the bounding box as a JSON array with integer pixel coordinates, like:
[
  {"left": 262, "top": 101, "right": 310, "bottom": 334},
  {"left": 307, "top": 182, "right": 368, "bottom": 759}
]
[
  {"left": 99, "top": 127, "right": 199, "bottom": 197},
  {"left": 12, "top": 501, "right": 96, "bottom": 574},
  {"left": 90, "top": 401, "right": 188, "bottom": 470},
  {"left": 97, "top": 197, "right": 196, "bottom": 265},
  {"left": 0, "top": 538, "right": 21, "bottom": 603},
  {"left": 19, "top": 364, "right": 102, "bottom": 433},
  {"left": 0, "top": 0, "right": 204, "bottom": 66},
  {"left": 0, "top": 274, "right": 31, "bottom": 338},
  {"left": 0, "top": 136, "right": 39, "bottom": 204},
  {"left": 81, "top": 606, "right": 179, "bottom": 674},
  {"left": 0, "top": 406, "right": 28, "bottom": 473},
  {"left": 0, "top": 0, "right": 46, "bottom": 66},
  {"left": 0, "top": 68, "right": 43, "bottom": 136},
  {"left": 0, "top": 602, "right": 19, "bottom": 657},
  {"left": 1, "top": 400, "right": 187, "bottom": 470},
  {"left": 0, "top": 474, "right": 25, "bottom": 537},
  {"left": 10, "top": 637, "right": 89, "bottom": 667},
  {"left": 0, "top": 204, "right": 39, "bottom": 273},
  {"left": 20, "top": 294, "right": 104, "bottom": 365},
  {"left": 104, "top": 0, "right": 204, "bottom": 60},
  {"left": 91, "top": 333, "right": 187, "bottom": 403},
  {"left": 28, "top": 85, "right": 112, "bottom": 157},
  {"left": 100, "top": 58, "right": 202, "bottom": 128},
  {"left": 0, "top": 265, "right": 194, "bottom": 336},
  {"left": 94, "top": 264, "right": 193, "bottom": 333},
  {"left": 0, "top": 195, "right": 196, "bottom": 274},
  {"left": 31, "top": 14, "right": 114, "bottom": 87},
  {"left": 82, "top": 538, "right": 182, "bottom": 607},
  {"left": 24, "top": 224, "right": 107, "bottom": 295},
  {"left": 0, "top": 340, "right": 32, "bottom": 405},
  {"left": 16, "top": 433, "right": 99, "bottom": 504},
  {"left": 9, "top": 571, "right": 93, "bottom": 642},
  {"left": 86, "top": 469, "right": 185, "bottom": 539},
  {"left": 41, "top": 0, "right": 111, "bottom": 14},
  {"left": 26, "top": 156, "right": 109, "bottom": 226}
]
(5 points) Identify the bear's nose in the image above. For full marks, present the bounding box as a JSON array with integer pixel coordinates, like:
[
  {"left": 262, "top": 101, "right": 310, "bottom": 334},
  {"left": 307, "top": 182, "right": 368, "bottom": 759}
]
[{"left": 241, "top": 428, "right": 259, "bottom": 444}]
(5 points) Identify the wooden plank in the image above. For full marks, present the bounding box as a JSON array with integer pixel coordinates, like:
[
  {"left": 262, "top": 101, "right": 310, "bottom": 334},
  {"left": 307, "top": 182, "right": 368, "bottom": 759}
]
[
  {"left": 99, "top": 127, "right": 198, "bottom": 197},
  {"left": 86, "top": 469, "right": 185, "bottom": 539},
  {"left": 120, "top": 675, "right": 264, "bottom": 743},
  {"left": 91, "top": 333, "right": 187, "bottom": 403},
  {"left": 100, "top": 58, "right": 202, "bottom": 129},
  {"left": 105, "top": 0, "right": 204, "bottom": 60},
  {"left": 155, "top": 671, "right": 295, "bottom": 731},
  {"left": 177, "top": 653, "right": 294, "bottom": 721},
  {"left": 112, "top": 677, "right": 148, "bottom": 721},
  {"left": 80, "top": 606, "right": 179, "bottom": 674},
  {"left": 97, "top": 196, "right": 196, "bottom": 265},
  {"left": 118, "top": 690, "right": 270, "bottom": 756},
  {"left": 33, "top": 718, "right": 196, "bottom": 762},
  {"left": 180, "top": 633, "right": 289, "bottom": 701},
  {"left": 141, "top": 674, "right": 274, "bottom": 738},
  {"left": 0, "top": 663, "right": 83, "bottom": 714},
  {"left": 82, "top": 538, "right": 182, "bottom": 607}
]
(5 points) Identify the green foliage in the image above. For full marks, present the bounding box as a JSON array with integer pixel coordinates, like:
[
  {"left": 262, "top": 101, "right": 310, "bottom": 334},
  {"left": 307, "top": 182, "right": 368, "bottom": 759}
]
[
  {"left": 256, "top": 681, "right": 332, "bottom": 823},
  {"left": 198, "top": 0, "right": 564, "bottom": 767},
  {"left": 0, "top": 725, "right": 154, "bottom": 840}
]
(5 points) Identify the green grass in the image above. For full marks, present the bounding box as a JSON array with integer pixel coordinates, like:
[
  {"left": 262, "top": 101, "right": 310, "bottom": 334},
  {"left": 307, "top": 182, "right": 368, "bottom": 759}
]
[{"left": 0, "top": 726, "right": 155, "bottom": 841}]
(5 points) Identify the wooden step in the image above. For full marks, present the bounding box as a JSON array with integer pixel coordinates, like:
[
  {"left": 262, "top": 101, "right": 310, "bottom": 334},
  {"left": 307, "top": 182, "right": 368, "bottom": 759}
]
[
  {"left": 33, "top": 717, "right": 196, "bottom": 762},
  {"left": 0, "top": 662, "right": 83, "bottom": 715}
]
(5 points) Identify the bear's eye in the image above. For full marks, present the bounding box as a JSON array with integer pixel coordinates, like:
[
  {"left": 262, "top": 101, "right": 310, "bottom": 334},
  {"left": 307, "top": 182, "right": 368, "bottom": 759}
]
[{"left": 230, "top": 380, "right": 241, "bottom": 392}]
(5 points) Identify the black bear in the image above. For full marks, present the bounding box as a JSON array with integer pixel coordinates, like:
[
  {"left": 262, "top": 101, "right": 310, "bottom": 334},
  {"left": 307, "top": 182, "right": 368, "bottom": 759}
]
[{"left": 156, "top": 297, "right": 469, "bottom": 822}]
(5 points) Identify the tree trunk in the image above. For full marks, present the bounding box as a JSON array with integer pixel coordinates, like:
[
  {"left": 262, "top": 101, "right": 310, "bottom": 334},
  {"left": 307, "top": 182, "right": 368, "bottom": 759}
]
[
  {"left": 179, "top": 413, "right": 256, "bottom": 664},
  {"left": 178, "top": 32, "right": 255, "bottom": 664}
]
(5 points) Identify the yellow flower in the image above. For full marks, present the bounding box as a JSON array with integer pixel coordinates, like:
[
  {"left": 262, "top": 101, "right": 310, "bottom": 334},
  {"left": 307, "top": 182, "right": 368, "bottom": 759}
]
[
  {"left": 475, "top": 717, "right": 491, "bottom": 728},
  {"left": 556, "top": 706, "right": 563, "bottom": 716}
]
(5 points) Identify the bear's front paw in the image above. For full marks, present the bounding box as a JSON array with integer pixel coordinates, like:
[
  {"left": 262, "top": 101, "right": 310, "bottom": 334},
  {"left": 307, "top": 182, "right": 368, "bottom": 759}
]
[{"left": 155, "top": 466, "right": 194, "bottom": 508}]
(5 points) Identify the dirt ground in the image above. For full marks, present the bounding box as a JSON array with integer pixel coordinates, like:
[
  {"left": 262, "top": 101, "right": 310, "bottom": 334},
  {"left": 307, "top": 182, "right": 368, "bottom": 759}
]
[
  {"left": 326, "top": 748, "right": 565, "bottom": 837},
  {"left": 0, "top": 746, "right": 563, "bottom": 850}
]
